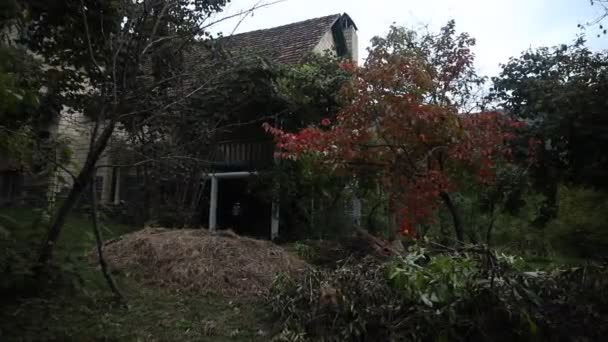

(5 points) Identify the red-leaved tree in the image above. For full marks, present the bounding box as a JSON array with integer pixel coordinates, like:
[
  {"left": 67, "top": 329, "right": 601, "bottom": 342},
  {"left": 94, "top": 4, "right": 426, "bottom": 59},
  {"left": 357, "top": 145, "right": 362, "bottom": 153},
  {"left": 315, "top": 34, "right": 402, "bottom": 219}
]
[{"left": 265, "top": 21, "right": 532, "bottom": 242}]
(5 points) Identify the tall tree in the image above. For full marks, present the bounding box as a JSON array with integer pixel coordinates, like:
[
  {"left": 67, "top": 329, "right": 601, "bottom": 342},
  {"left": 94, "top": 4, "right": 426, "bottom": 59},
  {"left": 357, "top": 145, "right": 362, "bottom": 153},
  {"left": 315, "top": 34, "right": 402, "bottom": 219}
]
[
  {"left": 491, "top": 38, "right": 608, "bottom": 223},
  {"left": 265, "top": 22, "right": 527, "bottom": 242},
  {"left": 0, "top": 1, "right": 42, "bottom": 165},
  {"left": 22, "top": 0, "right": 239, "bottom": 269},
  {"left": 368, "top": 20, "right": 486, "bottom": 112}
]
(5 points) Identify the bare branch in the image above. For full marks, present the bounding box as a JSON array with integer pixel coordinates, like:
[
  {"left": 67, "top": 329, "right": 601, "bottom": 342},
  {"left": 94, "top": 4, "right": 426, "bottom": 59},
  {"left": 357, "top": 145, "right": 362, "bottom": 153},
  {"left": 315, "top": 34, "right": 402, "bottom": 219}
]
[
  {"left": 80, "top": 0, "right": 103, "bottom": 74},
  {"left": 200, "top": 0, "right": 285, "bottom": 32},
  {"left": 95, "top": 155, "right": 213, "bottom": 169}
]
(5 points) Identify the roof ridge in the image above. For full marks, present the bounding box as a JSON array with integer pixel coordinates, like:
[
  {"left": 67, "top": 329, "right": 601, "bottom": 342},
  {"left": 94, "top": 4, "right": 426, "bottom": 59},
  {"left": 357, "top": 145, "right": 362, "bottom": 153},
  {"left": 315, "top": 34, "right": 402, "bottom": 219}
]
[
  {"left": 227, "top": 13, "right": 342, "bottom": 38},
  {"left": 212, "top": 13, "right": 353, "bottom": 65}
]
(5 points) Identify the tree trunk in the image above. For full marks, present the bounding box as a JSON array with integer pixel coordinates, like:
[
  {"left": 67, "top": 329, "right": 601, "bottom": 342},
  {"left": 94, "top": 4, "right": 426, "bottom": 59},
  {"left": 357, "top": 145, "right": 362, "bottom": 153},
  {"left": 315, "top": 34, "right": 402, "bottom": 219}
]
[
  {"left": 37, "top": 123, "right": 115, "bottom": 270},
  {"left": 485, "top": 202, "right": 497, "bottom": 245},
  {"left": 440, "top": 191, "right": 464, "bottom": 243},
  {"left": 534, "top": 147, "right": 559, "bottom": 227},
  {"left": 486, "top": 217, "right": 495, "bottom": 245},
  {"left": 90, "top": 175, "right": 126, "bottom": 304}
]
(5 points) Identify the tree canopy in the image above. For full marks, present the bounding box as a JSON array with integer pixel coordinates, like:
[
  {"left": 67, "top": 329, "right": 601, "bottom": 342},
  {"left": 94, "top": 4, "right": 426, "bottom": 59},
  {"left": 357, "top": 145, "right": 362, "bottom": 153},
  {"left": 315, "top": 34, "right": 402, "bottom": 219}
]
[
  {"left": 265, "top": 22, "right": 532, "bottom": 241},
  {"left": 491, "top": 38, "right": 608, "bottom": 189}
]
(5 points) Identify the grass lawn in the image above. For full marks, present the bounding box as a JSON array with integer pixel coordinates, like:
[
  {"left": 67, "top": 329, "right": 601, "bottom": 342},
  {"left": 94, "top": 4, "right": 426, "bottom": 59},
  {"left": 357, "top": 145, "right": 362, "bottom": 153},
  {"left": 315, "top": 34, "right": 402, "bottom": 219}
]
[{"left": 0, "top": 207, "right": 272, "bottom": 341}]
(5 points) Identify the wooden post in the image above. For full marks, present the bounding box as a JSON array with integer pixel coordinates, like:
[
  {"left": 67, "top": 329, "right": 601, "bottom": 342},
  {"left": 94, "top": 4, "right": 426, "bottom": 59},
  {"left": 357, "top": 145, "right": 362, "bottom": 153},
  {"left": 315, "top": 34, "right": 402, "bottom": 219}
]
[
  {"left": 271, "top": 200, "right": 279, "bottom": 240},
  {"left": 271, "top": 137, "right": 280, "bottom": 240},
  {"left": 209, "top": 175, "right": 218, "bottom": 233}
]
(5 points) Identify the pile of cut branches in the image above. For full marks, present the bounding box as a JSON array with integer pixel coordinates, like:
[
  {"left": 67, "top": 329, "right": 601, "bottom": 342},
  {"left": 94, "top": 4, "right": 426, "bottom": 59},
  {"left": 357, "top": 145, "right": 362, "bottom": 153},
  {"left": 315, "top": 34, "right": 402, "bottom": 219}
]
[{"left": 269, "top": 244, "right": 608, "bottom": 341}]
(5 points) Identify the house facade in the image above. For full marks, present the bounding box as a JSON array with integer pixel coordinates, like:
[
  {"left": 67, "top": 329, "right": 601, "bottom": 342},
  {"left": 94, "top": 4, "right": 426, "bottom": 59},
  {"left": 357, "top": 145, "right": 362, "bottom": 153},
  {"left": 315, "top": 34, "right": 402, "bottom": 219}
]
[
  {"left": 88, "top": 13, "right": 358, "bottom": 208},
  {"left": 0, "top": 20, "right": 116, "bottom": 207}
]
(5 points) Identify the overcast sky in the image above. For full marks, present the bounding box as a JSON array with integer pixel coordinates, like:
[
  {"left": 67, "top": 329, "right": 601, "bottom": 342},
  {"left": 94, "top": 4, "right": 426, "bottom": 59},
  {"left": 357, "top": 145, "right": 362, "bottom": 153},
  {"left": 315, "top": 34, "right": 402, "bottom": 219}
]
[{"left": 211, "top": 0, "right": 608, "bottom": 77}]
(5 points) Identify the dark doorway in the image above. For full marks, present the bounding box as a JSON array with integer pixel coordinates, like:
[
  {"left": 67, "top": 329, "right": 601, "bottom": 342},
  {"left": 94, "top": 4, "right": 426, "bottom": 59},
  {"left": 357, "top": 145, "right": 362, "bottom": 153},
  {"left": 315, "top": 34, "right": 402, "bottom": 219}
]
[{"left": 201, "top": 178, "right": 271, "bottom": 239}]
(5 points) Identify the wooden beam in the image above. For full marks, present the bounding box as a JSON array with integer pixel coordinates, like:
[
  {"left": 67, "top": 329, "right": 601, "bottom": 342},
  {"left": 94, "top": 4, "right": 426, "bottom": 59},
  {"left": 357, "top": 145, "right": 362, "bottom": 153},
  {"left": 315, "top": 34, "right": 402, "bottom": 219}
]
[
  {"left": 202, "top": 171, "right": 258, "bottom": 179},
  {"left": 352, "top": 196, "right": 362, "bottom": 226},
  {"left": 113, "top": 167, "right": 121, "bottom": 205}
]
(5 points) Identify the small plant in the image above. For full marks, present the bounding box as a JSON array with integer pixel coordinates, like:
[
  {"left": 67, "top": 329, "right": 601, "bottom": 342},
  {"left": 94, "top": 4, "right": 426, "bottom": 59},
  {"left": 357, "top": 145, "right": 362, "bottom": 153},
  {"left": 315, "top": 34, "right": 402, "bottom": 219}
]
[
  {"left": 290, "top": 242, "right": 318, "bottom": 262},
  {"left": 388, "top": 247, "right": 478, "bottom": 307}
]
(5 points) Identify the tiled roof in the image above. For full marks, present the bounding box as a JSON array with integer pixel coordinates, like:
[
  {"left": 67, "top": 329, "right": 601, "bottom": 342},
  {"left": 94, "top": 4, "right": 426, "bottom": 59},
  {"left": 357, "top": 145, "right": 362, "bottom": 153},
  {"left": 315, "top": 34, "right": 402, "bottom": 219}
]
[{"left": 221, "top": 14, "right": 342, "bottom": 64}]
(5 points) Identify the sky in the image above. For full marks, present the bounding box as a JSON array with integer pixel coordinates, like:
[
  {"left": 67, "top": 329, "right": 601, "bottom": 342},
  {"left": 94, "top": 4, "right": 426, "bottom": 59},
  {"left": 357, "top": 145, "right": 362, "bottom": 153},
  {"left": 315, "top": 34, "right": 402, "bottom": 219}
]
[{"left": 211, "top": 0, "right": 608, "bottom": 77}]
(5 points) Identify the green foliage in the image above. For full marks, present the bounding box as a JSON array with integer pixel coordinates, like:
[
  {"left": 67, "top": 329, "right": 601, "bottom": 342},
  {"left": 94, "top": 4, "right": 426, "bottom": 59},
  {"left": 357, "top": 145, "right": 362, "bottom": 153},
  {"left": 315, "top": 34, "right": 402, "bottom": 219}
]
[
  {"left": 289, "top": 241, "right": 319, "bottom": 263},
  {"left": 0, "top": 0, "right": 26, "bottom": 50},
  {"left": 0, "top": 46, "right": 40, "bottom": 124},
  {"left": 0, "top": 210, "right": 47, "bottom": 292},
  {"left": 0, "top": 127, "right": 34, "bottom": 167},
  {"left": 277, "top": 53, "right": 352, "bottom": 129},
  {"left": 451, "top": 180, "right": 608, "bottom": 260},
  {"left": 489, "top": 192, "right": 548, "bottom": 254},
  {"left": 422, "top": 163, "right": 547, "bottom": 251},
  {"left": 0, "top": 44, "right": 40, "bottom": 163},
  {"left": 548, "top": 185, "right": 608, "bottom": 259},
  {"left": 388, "top": 248, "right": 477, "bottom": 307},
  {"left": 492, "top": 38, "right": 608, "bottom": 190},
  {"left": 460, "top": 166, "right": 548, "bottom": 253}
]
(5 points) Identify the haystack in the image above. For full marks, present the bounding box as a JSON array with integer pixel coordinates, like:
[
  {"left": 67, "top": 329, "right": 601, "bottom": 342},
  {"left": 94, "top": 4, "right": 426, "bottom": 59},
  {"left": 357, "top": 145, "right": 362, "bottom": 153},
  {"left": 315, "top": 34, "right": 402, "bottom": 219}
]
[{"left": 103, "top": 228, "right": 308, "bottom": 296}]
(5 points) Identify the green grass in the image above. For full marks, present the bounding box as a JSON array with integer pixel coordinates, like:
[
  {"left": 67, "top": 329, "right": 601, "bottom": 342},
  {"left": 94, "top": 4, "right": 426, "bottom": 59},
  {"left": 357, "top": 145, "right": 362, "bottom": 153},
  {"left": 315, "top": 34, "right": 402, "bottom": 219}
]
[
  {"left": 0, "top": 207, "right": 273, "bottom": 341},
  {"left": 1, "top": 276, "right": 271, "bottom": 341},
  {"left": 0, "top": 206, "right": 134, "bottom": 259}
]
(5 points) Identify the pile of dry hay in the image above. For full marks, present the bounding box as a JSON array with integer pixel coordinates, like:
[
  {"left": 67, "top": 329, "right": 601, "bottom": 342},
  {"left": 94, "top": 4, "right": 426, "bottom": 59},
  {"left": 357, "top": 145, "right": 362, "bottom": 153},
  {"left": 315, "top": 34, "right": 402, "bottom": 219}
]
[{"left": 103, "top": 228, "right": 308, "bottom": 296}]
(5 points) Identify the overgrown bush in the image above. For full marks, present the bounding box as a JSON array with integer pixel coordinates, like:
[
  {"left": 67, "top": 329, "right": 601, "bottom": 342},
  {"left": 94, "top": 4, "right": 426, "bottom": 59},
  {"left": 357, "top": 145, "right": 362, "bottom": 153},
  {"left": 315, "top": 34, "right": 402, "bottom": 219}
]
[
  {"left": 434, "top": 164, "right": 550, "bottom": 255},
  {"left": 0, "top": 211, "right": 47, "bottom": 292},
  {"left": 548, "top": 185, "right": 608, "bottom": 259},
  {"left": 489, "top": 192, "right": 550, "bottom": 255},
  {"left": 256, "top": 158, "right": 363, "bottom": 241},
  {"left": 269, "top": 245, "right": 608, "bottom": 341}
]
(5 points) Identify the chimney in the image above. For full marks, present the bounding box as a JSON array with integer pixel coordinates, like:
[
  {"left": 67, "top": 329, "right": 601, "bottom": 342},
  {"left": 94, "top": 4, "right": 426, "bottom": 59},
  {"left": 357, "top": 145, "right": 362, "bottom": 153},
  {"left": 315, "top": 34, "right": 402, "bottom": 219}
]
[{"left": 342, "top": 17, "right": 358, "bottom": 64}]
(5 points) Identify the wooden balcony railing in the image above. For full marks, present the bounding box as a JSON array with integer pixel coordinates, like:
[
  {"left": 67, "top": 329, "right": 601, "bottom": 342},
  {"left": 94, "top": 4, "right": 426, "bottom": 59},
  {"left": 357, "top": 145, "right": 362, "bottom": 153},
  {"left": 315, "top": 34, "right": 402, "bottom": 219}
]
[{"left": 211, "top": 140, "right": 275, "bottom": 171}]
